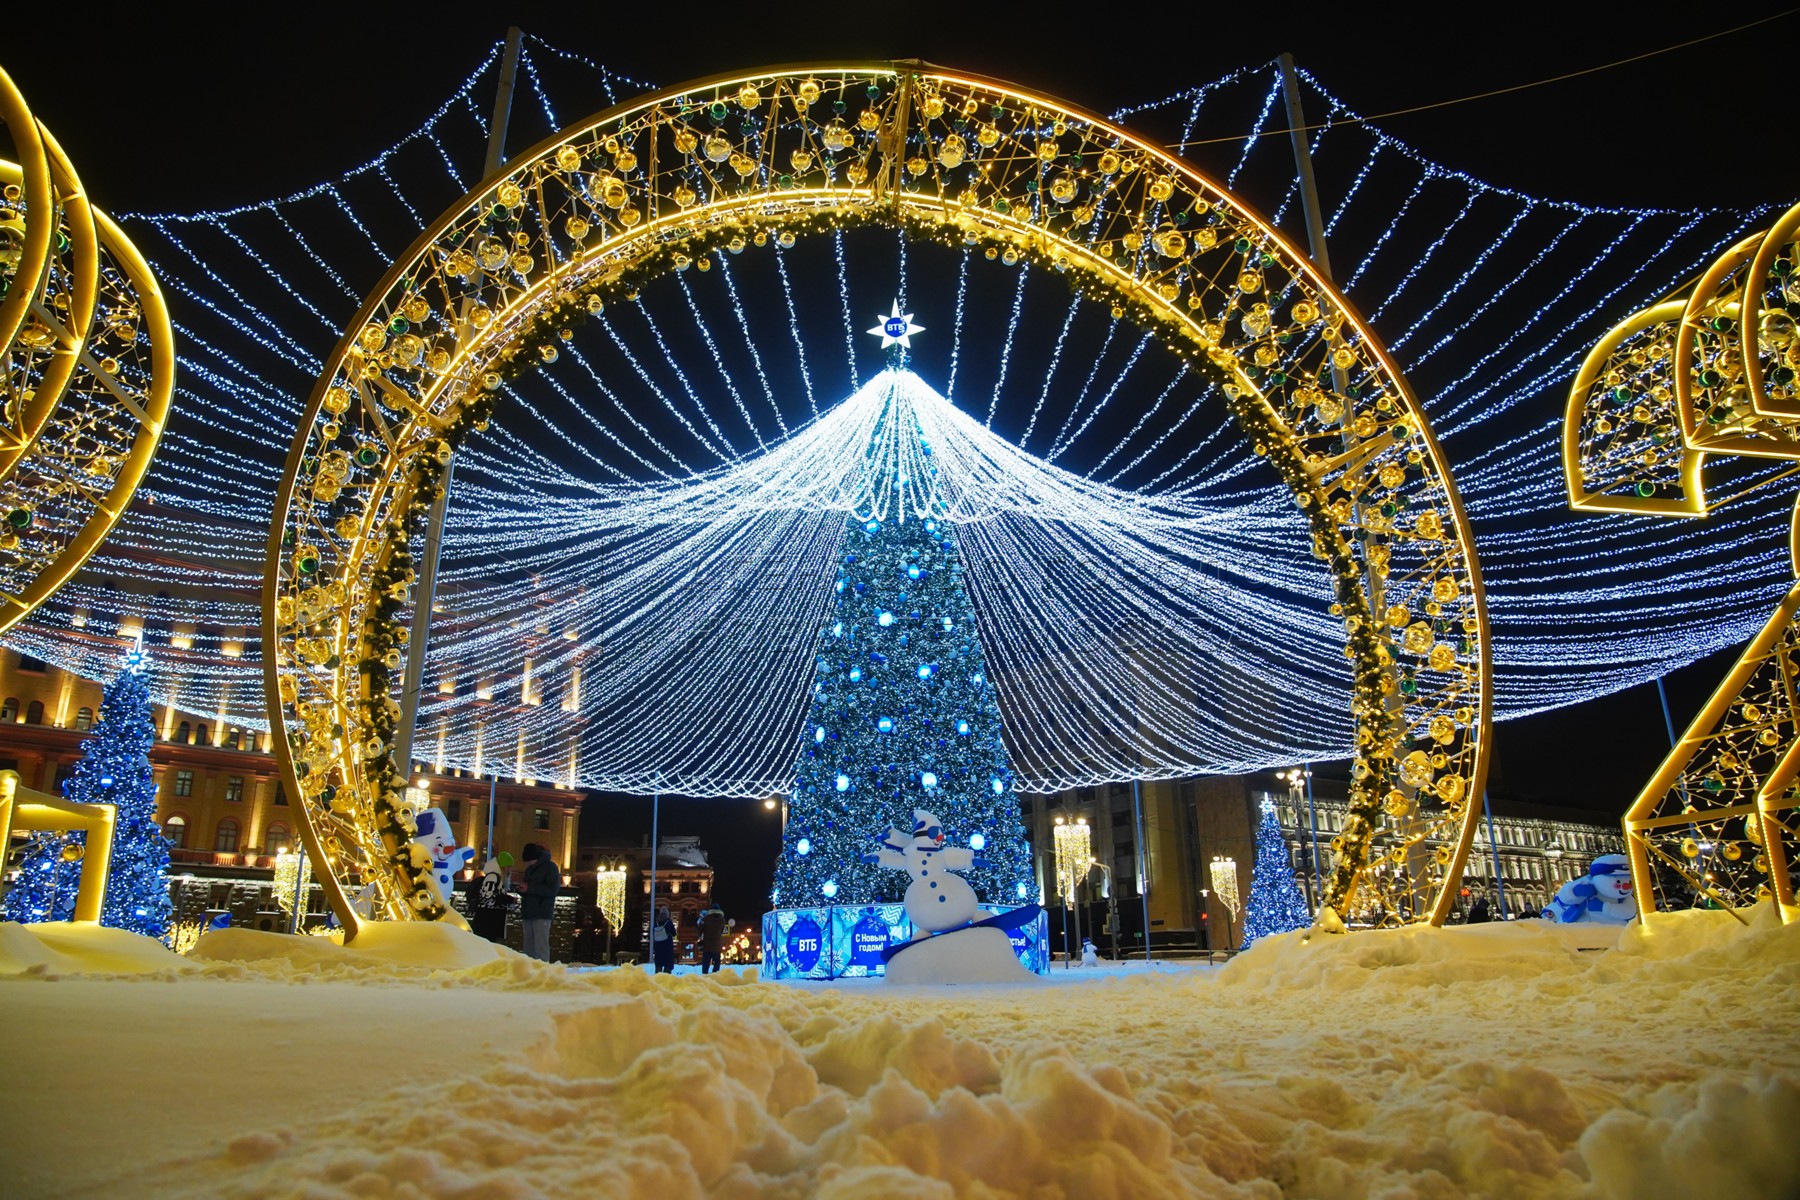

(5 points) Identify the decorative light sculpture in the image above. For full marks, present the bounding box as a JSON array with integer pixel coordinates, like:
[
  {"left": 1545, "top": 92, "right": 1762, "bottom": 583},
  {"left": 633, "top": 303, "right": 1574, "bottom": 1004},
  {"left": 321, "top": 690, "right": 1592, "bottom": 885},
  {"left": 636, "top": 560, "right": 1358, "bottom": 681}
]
[
  {"left": 262, "top": 62, "right": 1490, "bottom": 937},
  {"left": 1210, "top": 855, "right": 1242, "bottom": 949},
  {"left": 1564, "top": 198, "right": 1800, "bottom": 923},
  {"left": 272, "top": 847, "right": 312, "bottom": 926},
  {"left": 0, "top": 65, "right": 175, "bottom": 637},
  {"left": 594, "top": 863, "right": 627, "bottom": 936},
  {"left": 1053, "top": 816, "right": 1092, "bottom": 902}
]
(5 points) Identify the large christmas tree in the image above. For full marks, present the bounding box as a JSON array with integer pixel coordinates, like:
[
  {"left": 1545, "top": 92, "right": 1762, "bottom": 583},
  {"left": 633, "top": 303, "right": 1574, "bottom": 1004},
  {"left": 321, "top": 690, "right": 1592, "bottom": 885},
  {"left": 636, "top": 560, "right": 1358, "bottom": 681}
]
[
  {"left": 1, "top": 647, "right": 170, "bottom": 936},
  {"left": 1240, "top": 798, "right": 1311, "bottom": 947},
  {"left": 775, "top": 369, "right": 1032, "bottom": 908}
]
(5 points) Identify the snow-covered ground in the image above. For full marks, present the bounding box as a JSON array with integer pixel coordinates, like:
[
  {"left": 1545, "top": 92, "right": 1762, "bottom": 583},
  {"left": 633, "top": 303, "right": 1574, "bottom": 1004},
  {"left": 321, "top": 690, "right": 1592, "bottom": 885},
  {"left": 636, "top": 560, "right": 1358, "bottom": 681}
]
[{"left": 3, "top": 910, "right": 1797, "bottom": 1199}]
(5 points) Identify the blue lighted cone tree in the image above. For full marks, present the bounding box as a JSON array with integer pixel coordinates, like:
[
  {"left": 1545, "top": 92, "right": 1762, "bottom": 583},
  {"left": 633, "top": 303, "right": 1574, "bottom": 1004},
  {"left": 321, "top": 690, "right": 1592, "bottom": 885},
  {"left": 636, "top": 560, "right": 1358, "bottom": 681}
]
[
  {"left": 1241, "top": 799, "right": 1311, "bottom": 948},
  {"left": 775, "top": 399, "right": 1032, "bottom": 905},
  {"left": 1, "top": 647, "right": 170, "bottom": 936}
]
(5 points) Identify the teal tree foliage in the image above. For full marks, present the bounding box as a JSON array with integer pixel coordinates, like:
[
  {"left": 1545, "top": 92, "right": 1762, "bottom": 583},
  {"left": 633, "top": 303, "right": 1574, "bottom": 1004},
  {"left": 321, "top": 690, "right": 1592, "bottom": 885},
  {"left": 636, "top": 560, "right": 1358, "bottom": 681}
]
[
  {"left": 1241, "top": 799, "right": 1311, "bottom": 947},
  {"left": 776, "top": 511, "right": 1032, "bottom": 907},
  {"left": 1, "top": 648, "right": 170, "bottom": 936}
]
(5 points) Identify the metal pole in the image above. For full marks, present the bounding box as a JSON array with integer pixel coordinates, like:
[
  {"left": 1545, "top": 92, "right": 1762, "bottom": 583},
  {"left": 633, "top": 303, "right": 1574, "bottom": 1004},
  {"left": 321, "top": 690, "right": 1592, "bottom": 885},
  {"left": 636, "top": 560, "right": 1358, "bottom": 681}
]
[
  {"left": 1277, "top": 53, "right": 1333, "bottom": 276},
  {"left": 286, "top": 843, "right": 307, "bottom": 935},
  {"left": 484, "top": 774, "right": 497, "bottom": 864},
  {"left": 1071, "top": 870, "right": 1083, "bottom": 963},
  {"left": 1131, "top": 777, "right": 1151, "bottom": 962},
  {"left": 1483, "top": 790, "right": 1510, "bottom": 919},
  {"left": 1304, "top": 765, "right": 1322, "bottom": 913},
  {"left": 1654, "top": 675, "right": 1681, "bottom": 747},
  {"left": 647, "top": 781, "right": 660, "bottom": 951},
  {"left": 393, "top": 27, "right": 524, "bottom": 773}
]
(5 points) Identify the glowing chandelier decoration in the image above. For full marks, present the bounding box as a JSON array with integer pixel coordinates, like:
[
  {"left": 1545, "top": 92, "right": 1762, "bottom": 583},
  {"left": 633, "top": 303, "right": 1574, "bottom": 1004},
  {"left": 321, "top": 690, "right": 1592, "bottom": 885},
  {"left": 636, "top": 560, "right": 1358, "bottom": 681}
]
[
  {"left": 0, "top": 65, "right": 174, "bottom": 636},
  {"left": 594, "top": 863, "right": 626, "bottom": 934},
  {"left": 272, "top": 846, "right": 312, "bottom": 923},
  {"left": 1564, "top": 198, "right": 1800, "bottom": 923},
  {"left": 1209, "top": 855, "right": 1242, "bottom": 918},
  {"left": 263, "top": 61, "right": 1492, "bottom": 935},
  {"left": 1052, "top": 815, "right": 1092, "bottom": 902}
]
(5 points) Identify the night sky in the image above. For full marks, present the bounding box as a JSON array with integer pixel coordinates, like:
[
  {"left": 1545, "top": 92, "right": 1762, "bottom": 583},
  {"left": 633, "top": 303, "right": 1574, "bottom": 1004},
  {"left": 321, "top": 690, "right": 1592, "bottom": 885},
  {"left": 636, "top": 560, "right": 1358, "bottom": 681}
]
[{"left": 3, "top": 9, "right": 1795, "bottom": 922}]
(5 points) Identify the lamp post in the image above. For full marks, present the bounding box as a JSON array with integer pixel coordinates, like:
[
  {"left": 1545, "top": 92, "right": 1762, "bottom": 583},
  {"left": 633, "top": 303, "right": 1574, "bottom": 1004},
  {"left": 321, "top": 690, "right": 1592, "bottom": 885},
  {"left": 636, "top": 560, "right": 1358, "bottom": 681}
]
[
  {"left": 1276, "top": 767, "right": 1317, "bottom": 912},
  {"left": 1053, "top": 815, "right": 1091, "bottom": 969}
]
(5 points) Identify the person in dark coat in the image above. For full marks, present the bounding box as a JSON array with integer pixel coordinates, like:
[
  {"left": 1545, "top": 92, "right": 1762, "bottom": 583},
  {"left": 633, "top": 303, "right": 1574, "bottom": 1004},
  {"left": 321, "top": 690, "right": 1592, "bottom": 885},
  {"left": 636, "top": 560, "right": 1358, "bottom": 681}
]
[
  {"left": 1466, "top": 896, "right": 1492, "bottom": 924},
  {"left": 518, "top": 843, "right": 561, "bottom": 961},
  {"left": 650, "top": 903, "right": 677, "bottom": 974},
  {"left": 469, "top": 852, "right": 517, "bottom": 944},
  {"left": 697, "top": 904, "right": 729, "bottom": 974}
]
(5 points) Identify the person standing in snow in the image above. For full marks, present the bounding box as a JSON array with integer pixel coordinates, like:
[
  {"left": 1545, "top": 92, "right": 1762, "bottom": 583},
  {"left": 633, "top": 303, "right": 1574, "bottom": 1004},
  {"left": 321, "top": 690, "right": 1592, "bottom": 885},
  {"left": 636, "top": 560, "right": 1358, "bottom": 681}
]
[
  {"left": 518, "top": 843, "right": 561, "bottom": 962},
  {"left": 1466, "top": 896, "right": 1491, "bottom": 924},
  {"left": 697, "top": 903, "right": 729, "bottom": 974},
  {"left": 651, "top": 903, "right": 677, "bottom": 974}
]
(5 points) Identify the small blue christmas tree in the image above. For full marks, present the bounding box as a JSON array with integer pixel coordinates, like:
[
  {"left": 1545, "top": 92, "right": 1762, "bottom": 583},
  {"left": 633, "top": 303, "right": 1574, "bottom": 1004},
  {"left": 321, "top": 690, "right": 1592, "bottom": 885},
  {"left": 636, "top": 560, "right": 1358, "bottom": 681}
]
[
  {"left": 1241, "top": 798, "right": 1311, "bottom": 947},
  {"left": 1, "top": 645, "right": 170, "bottom": 936}
]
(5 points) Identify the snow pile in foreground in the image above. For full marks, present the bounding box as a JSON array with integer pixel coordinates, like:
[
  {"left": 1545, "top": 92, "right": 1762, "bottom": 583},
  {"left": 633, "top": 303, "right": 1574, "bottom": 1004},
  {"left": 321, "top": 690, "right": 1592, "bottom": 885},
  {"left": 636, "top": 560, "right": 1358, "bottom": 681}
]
[{"left": 2, "top": 911, "right": 1797, "bottom": 1199}]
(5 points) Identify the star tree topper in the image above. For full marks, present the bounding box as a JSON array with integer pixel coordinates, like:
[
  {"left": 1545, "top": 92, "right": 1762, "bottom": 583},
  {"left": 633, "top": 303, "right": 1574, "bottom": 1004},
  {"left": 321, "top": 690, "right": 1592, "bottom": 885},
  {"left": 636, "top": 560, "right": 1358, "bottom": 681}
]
[{"left": 867, "top": 301, "right": 924, "bottom": 350}]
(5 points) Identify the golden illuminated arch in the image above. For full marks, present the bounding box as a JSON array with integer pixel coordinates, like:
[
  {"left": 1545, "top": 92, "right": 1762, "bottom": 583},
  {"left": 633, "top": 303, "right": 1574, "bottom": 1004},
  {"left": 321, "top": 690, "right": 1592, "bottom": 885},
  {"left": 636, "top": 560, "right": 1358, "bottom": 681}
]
[
  {"left": 1565, "top": 198, "right": 1800, "bottom": 922},
  {"left": 265, "top": 63, "right": 1492, "bottom": 938},
  {"left": 0, "top": 66, "right": 175, "bottom": 637}
]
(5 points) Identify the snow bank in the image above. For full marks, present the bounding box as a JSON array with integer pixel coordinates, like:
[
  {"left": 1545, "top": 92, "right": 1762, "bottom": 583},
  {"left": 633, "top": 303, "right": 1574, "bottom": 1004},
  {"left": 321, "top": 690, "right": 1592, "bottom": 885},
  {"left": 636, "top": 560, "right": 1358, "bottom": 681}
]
[
  {"left": 4, "top": 907, "right": 1797, "bottom": 1198},
  {"left": 0, "top": 919, "right": 188, "bottom": 976}
]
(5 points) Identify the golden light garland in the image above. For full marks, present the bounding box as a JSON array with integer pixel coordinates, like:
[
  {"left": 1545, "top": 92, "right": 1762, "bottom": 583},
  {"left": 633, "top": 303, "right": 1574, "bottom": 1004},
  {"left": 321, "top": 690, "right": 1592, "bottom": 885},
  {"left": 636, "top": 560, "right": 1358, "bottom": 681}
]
[
  {"left": 1051, "top": 815, "right": 1092, "bottom": 902},
  {"left": 1564, "top": 199, "right": 1800, "bottom": 922},
  {"left": 264, "top": 63, "right": 1491, "bottom": 938},
  {"left": 272, "top": 846, "right": 312, "bottom": 924},
  {"left": 0, "top": 65, "right": 174, "bottom": 636},
  {"left": 594, "top": 863, "right": 627, "bottom": 936},
  {"left": 1209, "top": 856, "right": 1242, "bottom": 921}
]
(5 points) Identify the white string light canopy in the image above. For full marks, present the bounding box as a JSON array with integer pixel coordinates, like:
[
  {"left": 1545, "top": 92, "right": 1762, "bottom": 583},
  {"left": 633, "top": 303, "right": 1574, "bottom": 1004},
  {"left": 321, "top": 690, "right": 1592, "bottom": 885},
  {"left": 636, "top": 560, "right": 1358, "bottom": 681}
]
[
  {"left": 252, "top": 60, "right": 1494, "bottom": 933},
  {"left": 0, "top": 40, "right": 1778, "bottom": 930}
]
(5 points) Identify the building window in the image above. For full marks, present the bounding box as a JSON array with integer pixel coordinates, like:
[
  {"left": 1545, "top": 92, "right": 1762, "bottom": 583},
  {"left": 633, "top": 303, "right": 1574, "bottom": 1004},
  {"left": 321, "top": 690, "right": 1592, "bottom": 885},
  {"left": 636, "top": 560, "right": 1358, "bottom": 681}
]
[
  {"left": 73, "top": 707, "right": 93, "bottom": 731},
  {"left": 225, "top": 775, "right": 244, "bottom": 803},
  {"left": 447, "top": 798, "right": 462, "bottom": 823},
  {"left": 173, "top": 769, "right": 194, "bottom": 797},
  {"left": 24, "top": 700, "right": 44, "bottom": 725},
  {"left": 265, "top": 823, "right": 290, "bottom": 853},
  {"left": 226, "top": 728, "right": 241, "bottom": 749},
  {"left": 215, "top": 818, "right": 240, "bottom": 852},
  {"left": 534, "top": 807, "right": 550, "bottom": 830},
  {"left": 273, "top": 783, "right": 288, "bottom": 807},
  {"left": 196, "top": 724, "right": 210, "bottom": 746},
  {"left": 0, "top": 698, "right": 15, "bottom": 722},
  {"left": 163, "top": 814, "right": 188, "bottom": 847},
  {"left": 16, "top": 653, "right": 46, "bottom": 673},
  {"left": 53, "top": 765, "right": 74, "bottom": 790},
  {"left": 174, "top": 721, "right": 190, "bottom": 744}
]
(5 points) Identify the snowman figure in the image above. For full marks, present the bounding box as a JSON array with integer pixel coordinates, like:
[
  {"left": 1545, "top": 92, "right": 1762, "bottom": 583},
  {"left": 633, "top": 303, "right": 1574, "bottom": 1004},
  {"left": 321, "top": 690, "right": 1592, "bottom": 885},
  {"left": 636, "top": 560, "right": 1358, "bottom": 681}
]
[
  {"left": 407, "top": 807, "right": 474, "bottom": 910},
  {"left": 864, "top": 808, "right": 987, "bottom": 936},
  {"left": 1541, "top": 853, "right": 1636, "bottom": 924}
]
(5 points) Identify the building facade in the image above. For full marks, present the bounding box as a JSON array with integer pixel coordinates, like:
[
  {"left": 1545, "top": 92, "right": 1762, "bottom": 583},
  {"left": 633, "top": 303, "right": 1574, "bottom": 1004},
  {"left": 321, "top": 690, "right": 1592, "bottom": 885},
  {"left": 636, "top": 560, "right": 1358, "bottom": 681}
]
[
  {"left": 0, "top": 647, "right": 585, "bottom": 946},
  {"left": 1020, "top": 771, "right": 1629, "bottom": 953}
]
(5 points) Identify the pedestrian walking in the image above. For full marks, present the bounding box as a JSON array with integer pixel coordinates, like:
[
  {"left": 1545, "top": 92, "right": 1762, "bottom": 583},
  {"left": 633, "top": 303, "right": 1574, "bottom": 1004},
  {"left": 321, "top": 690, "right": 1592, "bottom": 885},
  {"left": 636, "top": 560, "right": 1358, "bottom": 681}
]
[{"left": 698, "top": 903, "right": 730, "bottom": 974}]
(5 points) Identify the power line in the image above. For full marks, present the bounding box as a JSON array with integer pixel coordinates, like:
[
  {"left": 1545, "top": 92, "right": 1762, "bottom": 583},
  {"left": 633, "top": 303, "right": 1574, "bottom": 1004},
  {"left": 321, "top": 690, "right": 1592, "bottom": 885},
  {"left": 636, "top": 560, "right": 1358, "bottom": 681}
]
[{"left": 1171, "top": 9, "right": 1799, "bottom": 149}]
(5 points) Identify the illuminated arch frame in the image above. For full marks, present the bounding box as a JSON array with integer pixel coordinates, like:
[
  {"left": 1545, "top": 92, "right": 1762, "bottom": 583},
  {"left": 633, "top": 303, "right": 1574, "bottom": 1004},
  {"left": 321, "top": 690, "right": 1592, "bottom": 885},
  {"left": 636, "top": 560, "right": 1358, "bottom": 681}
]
[
  {"left": 264, "top": 63, "right": 1492, "bottom": 938},
  {"left": 0, "top": 66, "right": 176, "bottom": 638}
]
